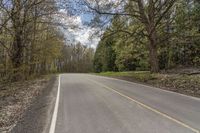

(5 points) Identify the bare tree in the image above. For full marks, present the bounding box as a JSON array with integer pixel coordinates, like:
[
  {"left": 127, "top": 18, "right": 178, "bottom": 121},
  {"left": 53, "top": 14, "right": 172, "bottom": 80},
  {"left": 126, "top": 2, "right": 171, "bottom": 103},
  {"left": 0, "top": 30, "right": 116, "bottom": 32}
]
[{"left": 0, "top": 0, "right": 65, "bottom": 80}]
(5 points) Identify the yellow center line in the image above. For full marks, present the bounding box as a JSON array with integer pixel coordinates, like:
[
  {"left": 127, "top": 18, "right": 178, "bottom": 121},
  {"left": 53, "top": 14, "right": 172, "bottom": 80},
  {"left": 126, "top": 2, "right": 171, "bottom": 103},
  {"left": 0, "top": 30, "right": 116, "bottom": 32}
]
[{"left": 88, "top": 79, "right": 199, "bottom": 133}]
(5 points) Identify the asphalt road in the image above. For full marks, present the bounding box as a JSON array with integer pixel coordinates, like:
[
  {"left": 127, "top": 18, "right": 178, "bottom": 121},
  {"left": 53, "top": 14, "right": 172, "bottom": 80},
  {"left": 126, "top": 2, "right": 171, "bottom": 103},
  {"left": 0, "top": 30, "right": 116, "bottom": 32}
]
[{"left": 53, "top": 74, "right": 200, "bottom": 133}]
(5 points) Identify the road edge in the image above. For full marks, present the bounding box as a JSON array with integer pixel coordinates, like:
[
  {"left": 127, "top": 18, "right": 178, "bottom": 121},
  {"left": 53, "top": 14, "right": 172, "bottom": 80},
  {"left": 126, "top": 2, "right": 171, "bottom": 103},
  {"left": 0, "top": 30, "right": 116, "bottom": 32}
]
[
  {"left": 92, "top": 74, "right": 200, "bottom": 101},
  {"left": 11, "top": 75, "right": 58, "bottom": 133},
  {"left": 48, "top": 75, "right": 60, "bottom": 133}
]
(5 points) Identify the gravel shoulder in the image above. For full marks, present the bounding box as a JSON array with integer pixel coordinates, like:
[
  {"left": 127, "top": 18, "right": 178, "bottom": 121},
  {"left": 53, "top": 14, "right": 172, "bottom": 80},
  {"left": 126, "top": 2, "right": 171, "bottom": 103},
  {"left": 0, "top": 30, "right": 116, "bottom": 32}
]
[{"left": 0, "top": 75, "right": 58, "bottom": 133}]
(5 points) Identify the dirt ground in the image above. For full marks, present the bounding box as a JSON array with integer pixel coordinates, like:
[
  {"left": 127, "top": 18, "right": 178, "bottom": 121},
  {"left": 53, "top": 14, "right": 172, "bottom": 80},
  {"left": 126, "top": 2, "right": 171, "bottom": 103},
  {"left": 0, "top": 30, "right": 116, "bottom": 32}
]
[{"left": 0, "top": 76, "right": 51, "bottom": 133}]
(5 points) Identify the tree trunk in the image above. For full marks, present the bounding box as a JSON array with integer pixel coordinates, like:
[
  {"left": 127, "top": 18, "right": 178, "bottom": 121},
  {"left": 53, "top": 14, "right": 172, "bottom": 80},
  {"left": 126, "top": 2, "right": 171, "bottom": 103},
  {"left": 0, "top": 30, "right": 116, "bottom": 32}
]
[
  {"left": 11, "top": 31, "right": 23, "bottom": 67},
  {"left": 11, "top": 0, "right": 23, "bottom": 69},
  {"left": 148, "top": 30, "right": 159, "bottom": 73},
  {"left": 137, "top": 0, "right": 159, "bottom": 73}
]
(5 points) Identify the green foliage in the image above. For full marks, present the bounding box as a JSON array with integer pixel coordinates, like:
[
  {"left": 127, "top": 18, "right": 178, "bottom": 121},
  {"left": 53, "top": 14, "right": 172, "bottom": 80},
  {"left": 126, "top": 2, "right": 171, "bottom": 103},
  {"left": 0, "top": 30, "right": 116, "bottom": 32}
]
[
  {"left": 0, "top": 0, "right": 65, "bottom": 81},
  {"left": 94, "top": 17, "right": 149, "bottom": 73},
  {"left": 93, "top": 34, "right": 117, "bottom": 72},
  {"left": 161, "top": 0, "right": 200, "bottom": 68},
  {"left": 94, "top": 0, "right": 200, "bottom": 73},
  {"left": 115, "top": 42, "right": 149, "bottom": 71}
]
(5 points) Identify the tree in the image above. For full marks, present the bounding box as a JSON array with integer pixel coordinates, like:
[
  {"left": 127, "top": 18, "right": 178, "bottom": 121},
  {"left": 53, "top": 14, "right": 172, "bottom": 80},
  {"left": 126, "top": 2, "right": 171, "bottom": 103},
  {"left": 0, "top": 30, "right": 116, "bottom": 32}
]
[
  {"left": 83, "top": 0, "right": 177, "bottom": 72},
  {"left": 0, "top": 0, "right": 67, "bottom": 80},
  {"left": 93, "top": 31, "right": 117, "bottom": 72},
  {"left": 59, "top": 43, "right": 94, "bottom": 73}
]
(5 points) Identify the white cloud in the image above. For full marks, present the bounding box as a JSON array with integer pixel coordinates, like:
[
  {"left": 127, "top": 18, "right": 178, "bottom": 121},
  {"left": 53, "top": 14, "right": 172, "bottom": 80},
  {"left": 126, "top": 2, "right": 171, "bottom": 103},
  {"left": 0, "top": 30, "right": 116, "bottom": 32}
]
[{"left": 58, "top": 11, "right": 100, "bottom": 48}]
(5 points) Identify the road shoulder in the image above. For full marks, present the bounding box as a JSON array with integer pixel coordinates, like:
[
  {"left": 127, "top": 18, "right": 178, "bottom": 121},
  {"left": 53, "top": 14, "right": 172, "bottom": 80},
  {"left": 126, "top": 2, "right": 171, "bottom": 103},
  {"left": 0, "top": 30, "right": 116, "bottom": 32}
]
[
  {"left": 10, "top": 75, "right": 58, "bottom": 133},
  {"left": 94, "top": 72, "right": 200, "bottom": 98}
]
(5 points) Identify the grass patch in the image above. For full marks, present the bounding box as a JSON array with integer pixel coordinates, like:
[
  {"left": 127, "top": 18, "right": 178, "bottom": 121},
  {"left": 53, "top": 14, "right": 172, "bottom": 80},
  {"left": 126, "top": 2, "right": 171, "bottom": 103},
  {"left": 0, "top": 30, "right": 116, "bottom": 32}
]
[{"left": 96, "top": 71, "right": 158, "bottom": 82}]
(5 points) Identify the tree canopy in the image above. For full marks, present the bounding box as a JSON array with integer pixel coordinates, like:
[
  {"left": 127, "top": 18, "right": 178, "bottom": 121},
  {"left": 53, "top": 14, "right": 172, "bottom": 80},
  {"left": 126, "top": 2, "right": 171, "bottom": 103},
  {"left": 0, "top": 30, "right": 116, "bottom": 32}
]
[{"left": 93, "top": 0, "right": 200, "bottom": 73}]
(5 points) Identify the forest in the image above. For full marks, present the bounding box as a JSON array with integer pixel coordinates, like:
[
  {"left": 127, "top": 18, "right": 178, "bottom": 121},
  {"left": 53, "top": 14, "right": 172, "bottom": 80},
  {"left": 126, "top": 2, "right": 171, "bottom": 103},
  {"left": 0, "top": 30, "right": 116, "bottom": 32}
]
[
  {"left": 0, "top": 0, "right": 200, "bottom": 82},
  {"left": 0, "top": 0, "right": 94, "bottom": 82},
  {"left": 93, "top": 0, "right": 200, "bottom": 73}
]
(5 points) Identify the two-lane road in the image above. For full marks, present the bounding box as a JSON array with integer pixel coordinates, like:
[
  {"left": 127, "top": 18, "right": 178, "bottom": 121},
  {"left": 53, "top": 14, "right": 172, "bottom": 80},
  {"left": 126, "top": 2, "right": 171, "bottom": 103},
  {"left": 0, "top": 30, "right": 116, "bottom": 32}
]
[{"left": 51, "top": 74, "right": 200, "bottom": 133}]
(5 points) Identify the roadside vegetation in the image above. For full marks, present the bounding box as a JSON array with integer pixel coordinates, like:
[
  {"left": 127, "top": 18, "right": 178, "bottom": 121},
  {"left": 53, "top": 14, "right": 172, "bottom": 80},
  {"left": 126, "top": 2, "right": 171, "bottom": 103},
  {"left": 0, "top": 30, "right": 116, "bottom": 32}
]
[{"left": 96, "top": 71, "right": 200, "bottom": 98}]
